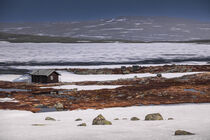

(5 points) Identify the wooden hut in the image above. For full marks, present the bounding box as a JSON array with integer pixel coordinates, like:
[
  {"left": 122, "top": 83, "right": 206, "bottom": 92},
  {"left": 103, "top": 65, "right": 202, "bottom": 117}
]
[{"left": 30, "top": 70, "right": 60, "bottom": 83}]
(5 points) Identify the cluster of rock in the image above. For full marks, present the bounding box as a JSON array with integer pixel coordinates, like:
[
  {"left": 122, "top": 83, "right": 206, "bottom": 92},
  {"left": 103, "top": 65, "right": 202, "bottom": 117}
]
[
  {"left": 121, "top": 65, "right": 140, "bottom": 74},
  {"left": 42, "top": 114, "right": 195, "bottom": 135},
  {"left": 66, "top": 64, "right": 210, "bottom": 75}
]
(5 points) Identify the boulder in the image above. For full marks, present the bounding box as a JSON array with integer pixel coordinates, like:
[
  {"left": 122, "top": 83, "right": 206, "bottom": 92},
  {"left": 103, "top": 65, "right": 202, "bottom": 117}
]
[
  {"left": 114, "top": 118, "right": 119, "bottom": 120},
  {"left": 175, "top": 130, "right": 195, "bottom": 135},
  {"left": 121, "top": 66, "right": 127, "bottom": 71},
  {"left": 156, "top": 73, "right": 162, "bottom": 77},
  {"left": 32, "top": 124, "right": 47, "bottom": 126},
  {"left": 34, "top": 104, "right": 45, "bottom": 108},
  {"left": 92, "top": 114, "right": 112, "bottom": 125},
  {"left": 130, "top": 117, "right": 140, "bottom": 121},
  {"left": 168, "top": 118, "right": 174, "bottom": 120},
  {"left": 54, "top": 102, "right": 64, "bottom": 111},
  {"left": 45, "top": 117, "right": 56, "bottom": 121},
  {"left": 122, "top": 70, "right": 130, "bottom": 74},
  {"left": 75, "top": 118, "right": 82, "bottom": 121},
  {"left": 77, "top": 123, "right": 87, "bottom": 126},
  {"left": 145, "top": 113, "right": 163, "bottom": 120},
  {"left": 132, "top": 65, "right": 140, "bottom": 72}
]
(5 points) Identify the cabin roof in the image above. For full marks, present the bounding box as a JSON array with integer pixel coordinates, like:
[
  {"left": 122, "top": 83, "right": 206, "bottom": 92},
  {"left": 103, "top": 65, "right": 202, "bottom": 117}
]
[{"left": 30, "top": 69, "right": 60, "bottom": 76}]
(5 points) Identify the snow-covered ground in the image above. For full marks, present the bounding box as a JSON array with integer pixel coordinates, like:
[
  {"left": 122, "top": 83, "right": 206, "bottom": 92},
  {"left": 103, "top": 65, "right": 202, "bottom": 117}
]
[
  {"left": 43, "top": 85, "right": 122, "bottom": 91},
  {"left": 0, "top": 97, "right": 19, "bottom": 103},
  {"left": 0, "top": 103, "right": 210, "bottom": 140},
  {"left": 59, "top": 71, "right": 203, "bottom": 82},
  {"left": 0, "top": 74, "right": 21, "bottom": 82},
  {"left": 0, "top": 72, "right": 203, "bottom": 83}
]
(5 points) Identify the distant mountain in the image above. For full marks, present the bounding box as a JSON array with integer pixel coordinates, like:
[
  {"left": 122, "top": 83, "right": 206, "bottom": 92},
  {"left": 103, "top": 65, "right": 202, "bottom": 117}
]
[{"left": 0, "top": 16, "right": 210, "bottom": 42}]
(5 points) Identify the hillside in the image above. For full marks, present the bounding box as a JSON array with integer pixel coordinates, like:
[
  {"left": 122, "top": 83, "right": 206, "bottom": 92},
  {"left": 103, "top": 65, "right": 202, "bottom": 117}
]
[{"left": 1, "top": 16, "right": 210, "bottom": 42}]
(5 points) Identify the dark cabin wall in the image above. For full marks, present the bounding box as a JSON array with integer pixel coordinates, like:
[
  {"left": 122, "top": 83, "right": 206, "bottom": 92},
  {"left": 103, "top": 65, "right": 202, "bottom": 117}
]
[
  {"left": 47, "top": 72, "right": 59, "bottom": 83},
  {"left": 32, "top": 75, "right": 48, "bottom": 83}
]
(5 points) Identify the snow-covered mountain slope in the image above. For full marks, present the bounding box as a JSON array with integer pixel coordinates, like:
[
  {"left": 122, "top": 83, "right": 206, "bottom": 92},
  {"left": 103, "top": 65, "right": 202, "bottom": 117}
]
[{"left": 0, "top": 16, "right": 210, "bottom": 41}]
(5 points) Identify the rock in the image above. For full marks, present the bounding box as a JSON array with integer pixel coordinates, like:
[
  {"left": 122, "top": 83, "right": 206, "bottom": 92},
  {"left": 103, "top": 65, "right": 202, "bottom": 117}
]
[
  {"left": 122, "top": 118, "right": 128, "bottom": 120},
  {"left": 168, "top": 118, "right": 174, "bottom": 120},
  {"left": 121, "top": 66, "right": 126, "bottom": 71},
  {"left": 122, "top": 70, "right": 130, "bottom": 74},
  {"left": 132, "top": 65, "right": 140, "bottom": 72},
  {"left": 54, "top": 102, "right": 64, "bottom": 111},
  {"left": 75, "top": 118, "right": 82, "bottom": 121},
  {"left": 34, "top": 104, "right": 46, "bottom": 108},
  {"left": 156, "top": 73, "right": 162, "bottom": 77},
  {"left": 32, "top": 124, "right": 47, "bottom": 126},
  {"left": 92, "top": 114, "right": 112, "bottom": 125},
  {"left": 175, "top": 130, "right": 195, "bottom": 135},
  {"left": 130, "top": 117, "right": 140, "bottom": 121},
  {"left": 45, "top": 117, "right": 56, "bottom": 121},
  {"left": 145, "top": 113, "right": 163, "bottom": 120},
  {"left": 77, "top": 123, "right": 87, "bottom": 126},
  {"left": 114, "top": 118, "right": 119, "bottom": 120}
]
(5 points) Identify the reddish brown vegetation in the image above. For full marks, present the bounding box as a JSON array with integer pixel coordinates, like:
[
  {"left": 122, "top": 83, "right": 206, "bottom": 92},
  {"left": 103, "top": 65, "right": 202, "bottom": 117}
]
[{"left": 0, "top": 65, "right": 210, "bottom": 112}]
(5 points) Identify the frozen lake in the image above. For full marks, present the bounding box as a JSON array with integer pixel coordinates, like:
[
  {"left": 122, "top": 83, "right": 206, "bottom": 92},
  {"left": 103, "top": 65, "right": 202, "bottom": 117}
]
[{"left": 0, "top": 42, "right": 210, "bottom": 66}]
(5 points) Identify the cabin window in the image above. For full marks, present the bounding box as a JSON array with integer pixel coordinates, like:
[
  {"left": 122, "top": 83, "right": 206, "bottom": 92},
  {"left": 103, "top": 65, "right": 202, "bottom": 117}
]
[{"left": 50, "top": 76, "right": 53, "bottom": 80}]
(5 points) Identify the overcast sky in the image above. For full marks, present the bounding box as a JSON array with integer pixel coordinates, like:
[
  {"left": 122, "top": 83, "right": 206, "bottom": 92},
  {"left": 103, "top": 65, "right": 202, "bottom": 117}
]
[{"left": 0, "top": 0, "right": 210, "bottom": 22}]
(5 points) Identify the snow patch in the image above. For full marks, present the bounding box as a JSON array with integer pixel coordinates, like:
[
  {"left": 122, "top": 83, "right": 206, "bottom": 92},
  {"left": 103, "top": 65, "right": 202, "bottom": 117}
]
[
  {"left": 44, "top": 85, "right": 122, "bottom": 90},
  {"left": 101, "top": 28, "right": 124, "bottom": 31},
  {"left": 199, "top": 28, "right": 210, "bottom": 31},
  {"left": 0, "top": 74, "right": 22, "bottom": 82},
  {"left": 126, "top": 28, "right": 144, "bottom": 31},
  {"left": 0, "top": 104, "right": 210, "bottom": 140},
  {"left": 170, "top": 27, "right": 181, "bottom": 31},
  {"left": 152, "top": 25, "right": 162, "bottom": 28},
  {"left": 13, "top": 74, "right": 31, "bottom": 83},
  {"left": 0, "top": 98, "right": 18, "bottom": 102},
  {"left": 59, "top": 71, "right": 203, "bottom": 82}
]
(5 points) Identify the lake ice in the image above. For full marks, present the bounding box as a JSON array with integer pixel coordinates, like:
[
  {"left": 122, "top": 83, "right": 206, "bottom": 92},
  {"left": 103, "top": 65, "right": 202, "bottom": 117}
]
[{"left": 0, "top": 42, "right": 210, "bottom": 66}]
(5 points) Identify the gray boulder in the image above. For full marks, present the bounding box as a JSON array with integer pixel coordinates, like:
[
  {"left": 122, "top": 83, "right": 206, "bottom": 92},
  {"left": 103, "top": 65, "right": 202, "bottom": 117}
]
[
  {"left": 132, "top": 65, "right": 140, "bottom": 72},
  {"left": 145, "top": 113, "right": 163, "bottom": 120},
  {"left": 130, "top": 117, "right": 140, "bottom": 121},
  {"left": 75, "top": 118, "right": 82, "bottom": 121},
  {"left": 175, "top": 130, "right": 195, "bottom": 135},
  {"left": 122, "top": 70, "right": 130, "bottom": 74},
  {"left": 168, "top": 118, "right": 174, "bottom": 120},
  {"left": 45, "top": 117, "right": 56, "bottom": 121},
  {"left": 92, "top": 114, "right": 112, "bottom": 125},
  {"left": 77, "top": 123, "right": 87, "bottom": 126},
  {"left": 156, "top": 73, "right": 162, "bottom": 77},
  {"left": 54, "top": 102, "right": 64, "bottom": 111},
  {"left": 121, "top": 66, "right": 127, "bottom": 71}
]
